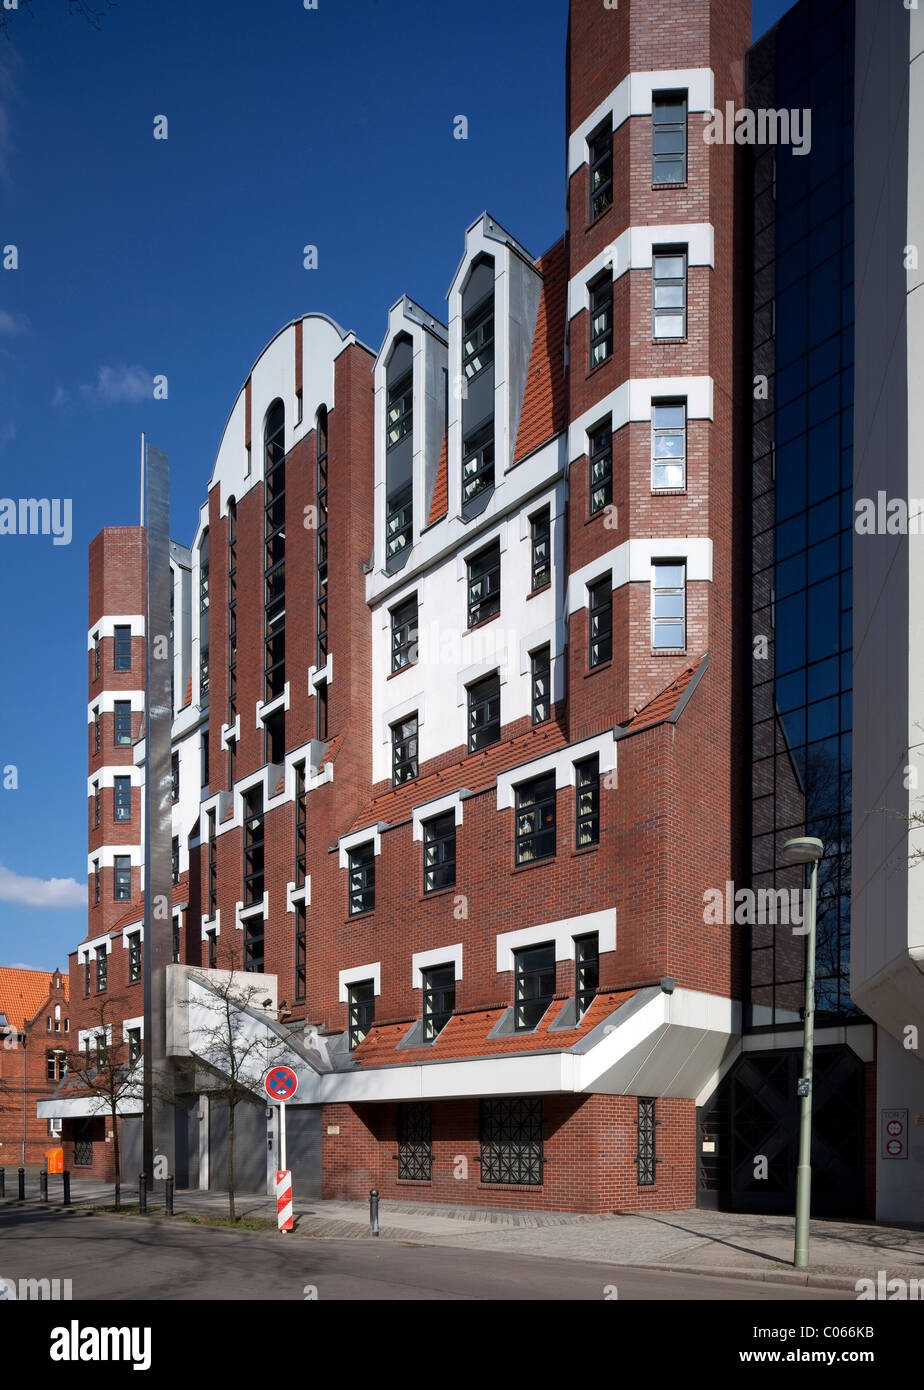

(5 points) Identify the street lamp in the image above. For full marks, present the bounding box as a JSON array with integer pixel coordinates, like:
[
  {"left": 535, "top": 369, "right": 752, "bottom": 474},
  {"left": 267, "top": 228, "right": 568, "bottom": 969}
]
[{"left": 780, "top": 834, "right": 824, "bottom": 1270}]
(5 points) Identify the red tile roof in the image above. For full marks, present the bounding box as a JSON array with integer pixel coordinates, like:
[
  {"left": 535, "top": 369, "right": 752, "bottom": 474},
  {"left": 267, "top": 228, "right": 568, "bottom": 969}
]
[
  {"left": 622, "top": 657, "right": 705, "bottom": 733},
  {"left": 0, "top": 967, "right": 66, "bottom": 1031},
  {"left": 348, "top": 720, "right": 570, "bottom": 832},
  {"left": 513, "top": 239, "right": 568, "bottom": 463},
  {"left": 353, "top": 989, "right": 637, "bottom": 1067},
  {"left": 428, "top": 430, "right": 449, "bottom": 525}
]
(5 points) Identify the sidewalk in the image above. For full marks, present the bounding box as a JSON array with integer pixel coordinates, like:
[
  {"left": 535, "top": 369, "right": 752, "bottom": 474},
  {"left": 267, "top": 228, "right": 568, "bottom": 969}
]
[{"left": 5, "top": 1176, "right": 923, "bottom": 1291}]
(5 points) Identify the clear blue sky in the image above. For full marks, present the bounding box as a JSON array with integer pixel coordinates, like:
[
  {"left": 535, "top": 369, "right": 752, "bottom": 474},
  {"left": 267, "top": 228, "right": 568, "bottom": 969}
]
[{"left": 0, "top": 0, "right": 796, "bottom": 972}]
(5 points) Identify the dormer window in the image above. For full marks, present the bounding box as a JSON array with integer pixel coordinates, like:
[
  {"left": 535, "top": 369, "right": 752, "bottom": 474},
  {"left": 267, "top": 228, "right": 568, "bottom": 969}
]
[
  {"left": 385, "top": 335, "right": 414, "bottom": 573},
  {"left": 387, "top": 371, "right": 412, "bottom": 448},
  {"left": 462, "top": 295, "right": 494, "bottom": 382},
  {"left": 460, "top": 255, "right": 495, "bottom": 520}
]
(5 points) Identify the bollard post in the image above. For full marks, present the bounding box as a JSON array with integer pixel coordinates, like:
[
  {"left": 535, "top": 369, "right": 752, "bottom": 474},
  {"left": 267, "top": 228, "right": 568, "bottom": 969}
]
[
  {"left": 369, "top": 1187, "right": 379, "bottom": 1237},
  {"left": 40, "top": 1170, "right": 48, "bottom": 1203},
  {"left": 165, "top": 1175, "right": 174, "bottom": 1217},
  {"left": 62, "top": 1171, "right": 71, "bottom": 1206},
  {"left": 138, "top": 1172, "right": 147, "bottom": 1215},
  {"left": 17, "top": 1167, "right": 25, "bottom": 1201},
  {"left": 0, "top": 1167, "right": 5, "bottom": 1198}
]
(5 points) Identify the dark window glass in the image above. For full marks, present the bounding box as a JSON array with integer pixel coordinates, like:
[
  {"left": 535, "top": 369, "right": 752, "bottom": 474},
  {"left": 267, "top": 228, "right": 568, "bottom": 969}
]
[
  {"left": 127, "top": 1029, "right": 142, "bottom": 1067},
  {"left": 113, "top": 701, "right": 132, "bottom": 747},
  {"left": 93, "top": 862, "right": 100, "bottom": 906},
  {"left": 467, "top": 672, "right": 500, "bottom": 751},
  {"left": 588, "top": 120, "right": 613, "bottom": 219},
  {"left": 653, "top": 249, "right": 687, "bottom": 338},
  {"left": 171, "top": 752, "right": 179, "bottom": 803},
  {"left": 316, "top": 411, "right": 328, "bottom": 667},
  {"left": 391, "top": 596, "right": 418, "bottom": 673},
  {"left": 243, "top": 914, "right": 264, "bottom": 973},
  {"left": 207, "top": 930, "right": 217, "bottom": 970},
  {"left": 422, "top": 964, "right": 455, "bottom": 1041},
  {"left": 575, "top": 933, "right": 599, "bottom": 1018},
  {"left": 128, "top": 932, "right": 141, "bottom": 983},
  {"left": 515, "top": 774, "right": 556, "bottom": 865},
  {"left": 461, "top": 424, "right": 495, "bottom": 515},
  {"left": 589, "top": 421, "right": 612, "bottom": 514},
  {"left": 243, "top": 788, "right": 264, "bottom": 905},
  {"left": 423, "top": 811, "right": 456, "bottom": 894},
  {"left": 113, "top": 625, "right": 132, "bottom": 671},
  {"left": 113, "top": 856, "right": 131, "bottom": 902},
  {"left": 295, "top": 763, "right": 307, "bottom": 889},
  {"left": 92, "top": 783, "right": 100, "bottom": 827},
  {"left": 348, "top": 843, "right": 375, "bottom": 915},
  {"left": 575, "top": 756, "right": 600, "bottom": 847},
  {"left": 391, "top": 714, "right": 418, "bottom": 785},
  {"left": 467, "top": 541, "right": 501, "bottom": 628},
  {"left": 92, "top": 634, "right": 100, "bottom": 679},
  {"left": 348, "top": 980, "right": 374, "bottom": 1049},
  {"left": 637, "top": 1097, "right": 656, "bottom": 1185},
  {"left": 530, "top": 509, "right": 551, "bottom": 590},
  {"left": 84, "top": 958, "right": 91, "bottom": 995},
  {"left": 386, "top": 369, "right": 413, "bottom": 448},
  {"left": 386, "top": 482, "right": 413, "bottom": 566},
  {"left": 652, "top": 92, "right": 687, "bottom": 184},
  {"left": 171, "top": 836, "right": 180, "bottom": 885},
  {"left": 531, "top": 646, "right": 551, "bottom": 725},
  {"left": 514, "top": 945, "right": 555, "bottom": 1030},
  {"left": 589, "top": 274, "right": 613, "bottom": 367},
  {"left": 95, "top": 944, "right": 108, "bottom": 992},
  {"left": 295, "top": 904, "right": 306, "bottom": 1001},
  {"left": 172, "top": 917, "right": 180, "bottom": 964},
  {"left": 207, "top": 810, "right": 218, "bottom": 917},
  {"left": 462, "top": 293, "right": 494, "bottom": 382},
  {"left": 588, "top": 576, "right": 613, "bottom": 666},
  {"left": 264, "top": 402, "right": 286, "bottom": 702},
  {"left": 480, "top": 1097, "right": 543, "bottom": 1185},
  {"left": 316, "top": 679, "right": 328, "bottom": 741},
  {"left": 397, "top": 1102, "right": 432, "bottom": 1180}
]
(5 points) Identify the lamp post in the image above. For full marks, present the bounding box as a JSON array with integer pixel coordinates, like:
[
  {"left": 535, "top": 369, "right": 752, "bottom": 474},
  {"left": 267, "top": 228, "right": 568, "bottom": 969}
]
[{"left": 780, "top": 835, "right": 824, "bottom": 1270}]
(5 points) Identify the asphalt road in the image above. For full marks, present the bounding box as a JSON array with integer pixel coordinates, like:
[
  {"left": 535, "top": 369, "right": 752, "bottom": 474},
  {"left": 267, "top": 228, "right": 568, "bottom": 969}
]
[{"left": 0, "top": 1207, "right": 853, "bottom": 1301}]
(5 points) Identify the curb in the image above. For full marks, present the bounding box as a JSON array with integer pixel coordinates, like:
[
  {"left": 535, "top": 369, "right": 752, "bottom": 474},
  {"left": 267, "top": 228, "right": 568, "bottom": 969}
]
[{"left": 643, "top": 1262, "right": 861, "bottom": 1291}]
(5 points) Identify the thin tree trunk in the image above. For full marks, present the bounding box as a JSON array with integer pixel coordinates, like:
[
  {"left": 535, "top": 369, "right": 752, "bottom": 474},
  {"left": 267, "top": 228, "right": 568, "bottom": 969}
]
[
  {"left": 227, "top": 1100, "right": 235, "bottom": 1223},
  {"left": 112, "top": 1101, "right": 121, "bottom": 1211}
]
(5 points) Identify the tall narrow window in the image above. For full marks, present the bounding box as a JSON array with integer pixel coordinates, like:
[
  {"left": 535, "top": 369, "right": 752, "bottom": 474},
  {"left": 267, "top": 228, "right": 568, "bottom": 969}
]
[
  {"left": 295, "top": 761, "right": 307, "bottom": 890},
  {"left": 84, "top": 957, "right": 91, "bottom": 995},
  {"left": 575, "top": 933, "right": 599, "bottom": 1018},
  {"left": 589, "top": 273, "right": 613, "bottom": 367},
  {"left": 397, "top": 1102, "right": 432, "bottom": 1181},
  {"left": 588, "top": 118, "right": 613, "bottom": 220},
  {"left": 652, "top": 92, "right": 687, "bottom": 184},
  {"left": 467, "top": 541, "right": 501, "bottom": 628},
  {"left": 207, "top": 809, "right": 217, "bottom": 918},
  {"left": 243, "top": 787, "right": 264, "bottom": 906},
  {"left": 113, "top": 625, "right": 132, "bottom": 671},
  {"left": 515, "top": 774, "right": 556, "bottom": 865},
  {"left": 113, "top": 701, "right": 132, "bottom": 747},
  {"left": 652, "top": 562, "right": 686, "bottom": 649},
  {"left": 385, "top": 337, "right": 413, "bottom": 573},
  {"left": 127, "top": 931, "right": 141, "bottom": 983},
  {"left": 92, "top": 632, "right": 100, "bottom": 680},
  {"left": 514, "top": 944, "right": 555, "bottom": 1030},
  {"left": 264, "top": 401, "right": 286, "bottom": 705},
  {"left": 462, "top": 290, "right": 494, "bottom": 383},
  {"left": 316, "top": 680, "right": 328, "bottom": 741},
  {"left": 92, "top": 782, "right": 100, "bottom": 827},
  {"left": 588, "top": 420, "right": 612, "bottom": 514},
  {"left": 652, "top": 401, "right": 687, "bottom": 489},
  {"left": 201, "top": 728, "right": 209, "bottom": 789},
  {"left": 588, "top": 576, "right": 613, "bottom": 667},
  {"left": 348, "top": 843, "right": 375, "bottom": 915},
  {"left": 575, "top": 756, "right": 600, "bottom": 848},
  {"left": 207, "top": 929, "right": 218, "bottom": 970},
  {"left": 127, "top": 1028, "right": 142, "bottom": 1067},
  {"left": 531, "top": 646, "right": 551, "bottom": 726},
  {"left": 467, "top": 672, "right": 500, "bottom": 751},
  {"left": 198, "top": 529, "right": 210, "bottom": 698},
  {"left": 113, "top": 776, "right": 131, "bottom": 823},
  {"left": 530, "top": 508, "right": 550, "bottom": 591},
  {"left": 390, "top": 596, "right": 418, "bottom": 673},
  {"left": 391, "top": 714, "right": 418, "bottom": 785},
  {"left": 460, "top": 256, "right": 495, "bottom": 519},
  {"left": 92, "top": 861, "right": 100, "bottom": 907},
  {"left": 422, "top": 964, "right": 455, "bottom": 1041},
  {"left": 171, "top": 836, "right": 180, "bottom": 885},
  {"left": 637, "top": 1098, "right": 657, "bottom": 1185},
  {"left": 423, "top": 812, "right": 456, "bottom": 894},
  {"left": 113, "top": 856, "right": 131, "bottom": 902},
  {"left": 92, "top": 708, "right": 100, "bottom": 754},
  {"left": 347, "top": 980, "right": 374, "bottom": 1049},
  {"left": 95, "top": 944, "right": 108, "bottom": 992},
  {"left": 295, "top": 904, "right": 306, "bottom": 1001},
  {"left": 171, "top": 752, "right": 179, "bottom": 803},
  {"left": 316, "top": 409, "right": 328, "bottom": 665},
  {"left": 652, "top": 249, "right": 687, "bottom": 339},
  {"left": 243, "top": 915, "right": 264, "bottom": 973}
]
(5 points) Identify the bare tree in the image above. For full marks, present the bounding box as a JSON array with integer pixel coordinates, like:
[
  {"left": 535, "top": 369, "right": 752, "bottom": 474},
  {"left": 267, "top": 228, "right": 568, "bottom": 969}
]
[{"left": 62, "top": 991, "right": 142, "bottom": 1211}]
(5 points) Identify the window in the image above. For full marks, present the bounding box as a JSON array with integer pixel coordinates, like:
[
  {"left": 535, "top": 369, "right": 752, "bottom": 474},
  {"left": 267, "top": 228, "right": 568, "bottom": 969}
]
[
  {"left": 391, "top": 714, "right": 418, "bottom": 785},
  {"left": 589, "top": 273, "right": 613, "bottom": 367},
  {"left": 575, "top": 933, "right": 599, "bottom": 1018},
  {"left": 113, "top": 776, "right": 131, "bottom": 823},
  {"left": 652, "top": 249, "right": 687, "bottom": 338},
  {"left": 480, "top": 1098, "right": 543, "bottom": 1185},
  {"left": 531, "top": 646, "right": 551, "bottom": 726},
  {"left": 46, "top": 1050, "right": 66, "bottom": 1083},
  {"left": 92, "top": 782, "right": 100, "bottom": 828},
  {"left": 264, "top": 402, "right": 287, "bottom": 704},
  {"left": 652, "top": 91, "right": 687, "bottom": 184},
  {"left": 652, "top": 562, "right": 686, "bottom": 649},
  {"left": 514, "top": 944, "right": 555, "bottom": 1030},
  {"left": 515, "top": 773, "right": 556, "bottom": 865},
  {"left": 316, "top": 680, "right": 328, "bottom": 741},
  {"left": 92, "top": 708, "right": 100, "bottom": 754},
  {"left": 348, "top": 843, "right": 375, "bottom": 916},
  {"left": 83, "top": 957, "right": 91, "bottom": 995},
  {"left": 207, "top": 810, "right": 217, "bottom": 918},
  {"left": 461, "top": 423, "right": 495, "bottom": 516},
  {"left": 93, "top": 861, "right": 100, "bottom": 906},
  {"left": 206, "top": 929, "right": 217, "bottom": 970},
  {"left": 113, "top": 701, "right": 132, "bottom": 746},
  {"left": 295, "top": 904, "right": 306, "bottom": 1001},
  {"left": 462, "top": 291, "right": 494, "bottom": 383},
  {"left": 47, "top": 1015, "right": 52, "bottom": 1032},
  {"left": 243, "top": 915, "right": 264, "bottom": 973},
  {"left": 467, "top": 672, "right": 500, "bottom": 752},
  {"left": 201, "top": 728, "right": 209, "bottom": 789},
  {"left": 530, "top": 508, "right": 550, "bottom": 591},
  {"left": 316, "top": 409, "right": 328, "bottom": 665},
  {"left": 588, "top": 576, "right": 613, "bottom": 667},
  {"left": 347, "top": 980, "right": 374, "bottom": 1049},
  {"left": 171, "top": 752, "right": 179, "bottom": 803},
  {"left": 637, "top": 1097, "right": 657, "bottom": 1185},
  {"left": 113, "top": 624, "right": 131, "bottom": 671},
  {"left": 423, "top": 812, "right": 456, "bottom": 894},
  {"left": 390, "top": 596, "right": 418, "bottom": 673},
  {"left": 467, "top": 541, "right": 500, "bottom": 628},
  {"left": 422, "top": 964, "right": 455, "bottom": 1041},
  {"left": 95, "top": 944, "right": 108, "bottom": 992},
  {"left": 295, "top": 763, "right": 307, "bottom": 889},
  {"left": 171, "top": 836, "right": 180, "bottom": 885},
  {"left": 228, "top": 498, "right": 238, "bottom": 743},
  {"left": 652, "top": 401, "right": 686, "bottom": 489},
  {"left": 127, "top": 1028, "right": 142, "bottom": 1067},
  {"left": 127, "top": 931, "right": 141, "bottom": 983},
  {"left": 397, "top": 1102, "right": 432, "bottom": 1181},
  {"left": 113, "top": 856, "right": 131, "bottom": 902},
  {"left": 575, "top": 756, "right": 600, "bottom": 848},
  {"left": 387, "top": 369, "right": 413, "bottom": 449},
  {"left": 385, "top": 482, "right": 413, "bottom": 568},
  {"left": 96, "top": 1035, "right": 107, "bottom": 1067},
  {"left": 588, "top": 420, "right": 612, "bottom": 514},
  {"left": 48, "top": 1117, "right": 63, "bottom": 1137},
  {"left": 588, "top": 118, "right": 613, "bottom": 220},
  {"left": 92, "top": 632, "right": 100, "bottom": 679},
  {"left": 243, "top": 787, "right": 264, "bottom": 906}
]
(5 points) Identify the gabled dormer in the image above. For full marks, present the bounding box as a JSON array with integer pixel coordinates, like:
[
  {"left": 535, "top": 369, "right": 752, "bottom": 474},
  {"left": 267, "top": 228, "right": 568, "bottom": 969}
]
[
  {"left": 374, "top": 297, "right": 448, "bottom": 575},
  {"left": 446, "top": 214, "right": 543, "bottom": 523}
]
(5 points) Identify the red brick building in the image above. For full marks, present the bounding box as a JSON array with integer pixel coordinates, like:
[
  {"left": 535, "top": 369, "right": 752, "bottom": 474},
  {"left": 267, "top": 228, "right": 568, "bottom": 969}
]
[{"left": 0, "top": 967, "right": 69, "bottom": 1168}]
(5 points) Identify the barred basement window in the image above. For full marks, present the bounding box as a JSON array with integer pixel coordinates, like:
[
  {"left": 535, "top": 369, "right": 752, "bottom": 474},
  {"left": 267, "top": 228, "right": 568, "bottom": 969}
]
[
  {"left": 588, "top": 420, "right": 612, "bottom": 514},
  {"left": 113, "top": 624, "right": 132, "bottom": 671},
  {"left": 652, "top": 401, "right": 686, "bottom": 489},
  {"left": 588, "top": 118, "right": 613, "bottom": 220},
  {"left": 467, "top": 541, "right": 500, "bottom": 628},
  {"left": 652, "top": 248, "right": 687, "bottom": 339},
  {"left": 530, "top": 508, "right": 550, "bottom": 590},
  {"left": 391, "top": 713, "right": 418, "bottom": 785},
  {"left": 575, "top": 932, "right": 599, "bottom": 1018},
  {"left": 295, "top": 904, "right": 306, "bottom": 1001},
  {"left": 514, "top": 943, "right": 555, "bottom": 1030},
  {"left": 113, "top": 775, "right": 131, "bottom": 823},
  {"left": 515, "top": 773, "right": 556, "bottom": 865},
  {"left": 637, "top": 1097, "right": 657, "bottom": 1186},
  {"left": 423, "top": 811, "right": 456, "bottom": 894},
  {"left": 348, "top": 843, "right": 375, "bottom": 916},
  {"left": 95, "top": 944, "right": 108, "bottom": 992},
  {"left": 467, "top": 671, "right": 500, "bottom": 751},
  {"left": 575, "top": 755, "right": 600, "bottom": 848},
  {"left": 588, "top": 575, "right": 613, "bottom": 667},
  {"left": 295, "top": 762, "right": 307, "bottom": 889},
  {"left": 652, "top": 91, "right": 687, "bottom": 185},
  {"left": 531, "top": 646, "right": 551, "bottom": 726},
  {"left": 347, "top": 980, "right": 374, "bottom": 1049},
  {"left": 127, "top": 931, "right": 141, "bottom": 983},
  {"left": 113, "top": 856, "right": 131, "bottom": 902},
  {"left": 390, "top": 595, "right": 418, "bottom": 673},
  {"left": 113, "top": 701, "right": 132, "bottom": 747},
  {"left": 127, "top": 1028, "right": 142, "bottom": 1067},
  {"left": 397, "top": 1101, "right": 432, "bottom": 1180},
  {"left": 480, "top": 1098, "right": 543, "bottom": 1186},
  {"left": 422, "top": 963, "right": 455, "bottom": 1040},
  {"left": 589, "top": 272, "right": 613, "bottom": 367},
  {"left": 243, "top": 915, "right": 264, "bottom": 974}
]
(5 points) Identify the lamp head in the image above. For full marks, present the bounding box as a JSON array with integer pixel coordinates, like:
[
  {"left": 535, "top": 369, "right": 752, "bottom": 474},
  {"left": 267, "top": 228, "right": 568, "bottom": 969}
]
[{"left": 780, "top": 835, "right": 824, "bottom": 865}]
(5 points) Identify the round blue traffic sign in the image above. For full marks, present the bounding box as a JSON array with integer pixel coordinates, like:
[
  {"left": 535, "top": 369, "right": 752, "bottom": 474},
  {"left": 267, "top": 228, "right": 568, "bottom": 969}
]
[{"left": 264, "top": 1065, "right": 299, "bottom": 1101}]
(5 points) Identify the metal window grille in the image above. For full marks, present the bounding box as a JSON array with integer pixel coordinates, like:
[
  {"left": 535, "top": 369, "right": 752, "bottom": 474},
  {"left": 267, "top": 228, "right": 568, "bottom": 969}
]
[
  {"left": 397, "top": 1102, "right": 433, "bottom": 1180},
  {"left": 480, "top": 1098, "right": 543, "bottom": 1186},
  {"left": 637, "top": 1097, "right": 657, "bottom": 1185}
]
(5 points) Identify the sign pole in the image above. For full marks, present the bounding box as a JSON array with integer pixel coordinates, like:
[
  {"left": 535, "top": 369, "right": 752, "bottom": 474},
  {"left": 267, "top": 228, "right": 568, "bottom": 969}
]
[{"left": 280, "top": 1100, "right": 287, "bottom": 1173}]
